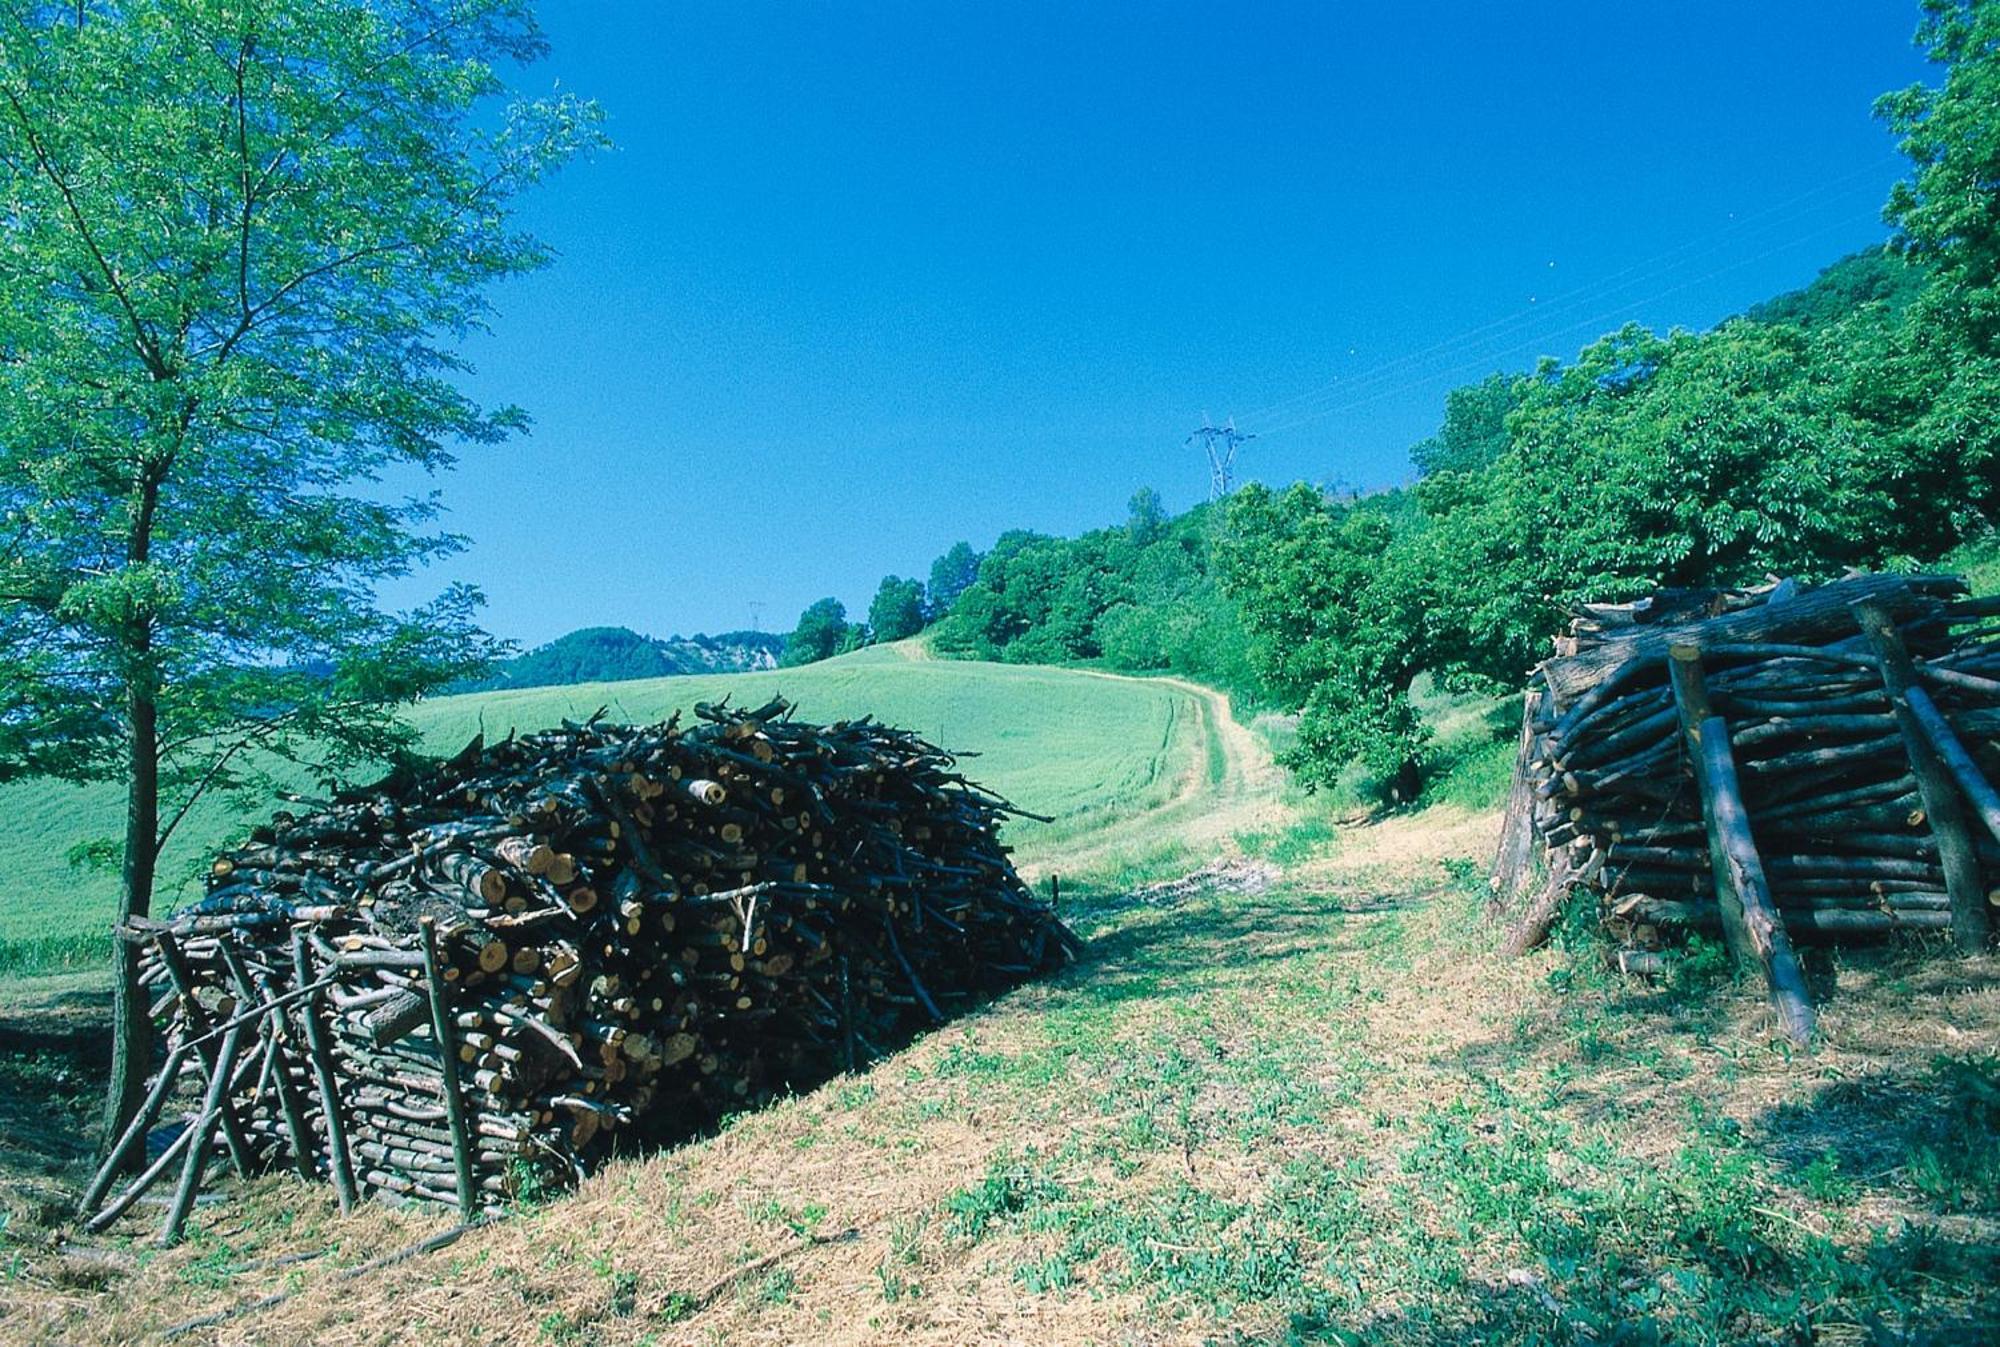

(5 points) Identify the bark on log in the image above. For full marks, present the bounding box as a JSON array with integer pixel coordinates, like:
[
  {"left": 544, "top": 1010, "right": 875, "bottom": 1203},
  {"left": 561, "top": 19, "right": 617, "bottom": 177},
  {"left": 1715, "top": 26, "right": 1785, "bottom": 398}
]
[
  {"left": 1856, "top": 599, "right": 1990, "bottom": 952},
  {"left": 1669, "top": 645, "right": 1815, "bottom": 1046},
  {"left": 1541, "top": 574, "right": 1956, "bottom": 704}
]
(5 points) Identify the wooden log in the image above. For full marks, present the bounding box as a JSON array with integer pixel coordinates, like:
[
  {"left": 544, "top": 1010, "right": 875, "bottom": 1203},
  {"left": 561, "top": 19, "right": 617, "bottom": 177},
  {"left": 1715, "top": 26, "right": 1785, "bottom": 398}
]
[
  {"left": 1668, "top": 644, "right": 1815, "bottom": 1046},
  {"left": 1501, "top": 848, "right": 1604, "bottom": 956},
  {"left": 418, "top": 918, "right": 479, "bottom": 1220},
  {"left": 1856, "top": 599, "right": 1990, "bottom": 952},
  {"left": 160, "top": 1015, "right": 247, "bottom": 1245},
  {"left": 1667, "top": 649, "right": 1752, "bottom": 964},
  {"left": 78, "top": 1040, "right": 191, "bottom": 1218},
  {"left": 1916, "top": 662, "right": 2000, "bottom": 699},
  {"left": 363, "top": 989, "right": 432, "bottom": 1047},
  {"left": 83, "top": 1112, "right": 198, "bottom": 1234},
  {"left": 1543, "top": 573, "right": 1956, "bottom": 703},
  {"left": 217, "top": 938, "right": 316, "bottom": 1184},
  {"left": 154, "top": 933, "right": 258, "bottom": 1180},
  {"left": 1904, "top": 685, "right": 2000, "bottom": 844},
  {"left": 1490, "top": 691, "right": 1543, "bottom": 912},
  {"left": 292, "top": 930, "right": 358, "bottom": 1213}
]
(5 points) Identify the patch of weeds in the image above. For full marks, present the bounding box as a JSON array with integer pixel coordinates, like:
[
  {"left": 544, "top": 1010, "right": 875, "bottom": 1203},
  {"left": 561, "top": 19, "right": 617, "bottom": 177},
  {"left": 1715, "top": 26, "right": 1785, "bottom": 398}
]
[
  {"left": 1907, "top": 1054, "right": 2000, "bottom": 1213},
  {"left": 538, "top": 1309, "right": 598, "bottom": 1344},
  {"left": 178, "top": 1239, "right": 237, "bottom": 1291},
  {"left": 1666, "top": 934, "right": 1733, "bottom": 1000},
  {"left": 752, "top": 1266, "right": 795, "bottom": 1308},
  {"left": 509, "top": 1157, "right": 555, "bottom": 1213},
  {"left": 1236, "top": 814, "right": 1341, "bottom": 867},
  {"left": 943, "top": 1149, "right": 1066, "bottom": 1241},
  {"left": 588, "top": 1254, "right": 641, "bottom": 1317},
  {"left": 836, "top": 1080, "right": 876, "bottom": 1110},
  {"left": 876, "top": 1214, "right": 927, "bottom": 1302},
  {"left": 1015, "top": 1251, "right": 1074, "bottom": 1292},
  {"left": 1793, "top": 1152, "right": 1857, "bottom": 1205},
  {"left": 748, "top": 1199, "right": 829, "bottom": 1238},
  {"left": 877, "top": 1262, "right": 920, "bottom": 1302},
  {"left": 650, "top": 1291, "right": 697, "bottom": 1324}
]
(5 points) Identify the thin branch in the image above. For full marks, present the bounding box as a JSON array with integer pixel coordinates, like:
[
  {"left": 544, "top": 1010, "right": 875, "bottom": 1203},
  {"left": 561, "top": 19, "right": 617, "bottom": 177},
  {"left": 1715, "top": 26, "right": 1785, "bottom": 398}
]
[
  {"left": 0, "top": 82, "right": 167, "bottom": 377},
  {"left": 155, "top": 705, "right": 308, "bottom": 851},
  {"left": 233, "top": 30, "right": 255, "bottom": 332}
]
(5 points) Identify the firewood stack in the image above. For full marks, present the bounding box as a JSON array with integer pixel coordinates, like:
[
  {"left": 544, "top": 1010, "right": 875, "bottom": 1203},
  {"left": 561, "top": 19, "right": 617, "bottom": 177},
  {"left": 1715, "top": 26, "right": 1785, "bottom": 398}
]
[
  {"left": 1493, "top": 572, "right": 2000, "bottom": 1039},
  {"left": 83, "top": 698, "right": 1077, "bottom": 1242}
]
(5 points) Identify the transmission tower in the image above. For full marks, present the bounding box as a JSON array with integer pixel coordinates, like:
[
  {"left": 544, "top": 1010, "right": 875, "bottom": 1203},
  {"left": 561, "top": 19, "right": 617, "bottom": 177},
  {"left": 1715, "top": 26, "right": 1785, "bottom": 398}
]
[
  {"left": 746, "top": 601, "right": 766, "bottom": 632},
  {"left": 1186, "top": 414, "right": 1255, "bottom": 500}
]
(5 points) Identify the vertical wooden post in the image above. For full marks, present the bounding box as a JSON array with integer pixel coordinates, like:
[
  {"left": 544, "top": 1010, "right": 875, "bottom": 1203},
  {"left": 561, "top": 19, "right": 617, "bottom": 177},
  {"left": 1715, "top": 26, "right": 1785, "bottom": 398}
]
[
  {"left": 154, "top": 932, "right": 257, "bottom": 1178},
  {"left": 1855, "top": 599, "right": 1990, "bottom": 952},
  {"left": 1668, "top": 644, "right": 1816, "bottom": 1047},
  {"left": 1666, "top": 648, "right": 1753, "bottom": 963},
  {"left": 159, "top": 1017, "right": 246, "bottom": 1246},
  {"left": 419, "top": 918, "right": 479, "bottom": 1219},
  {"left": 1491, "top": 689, "right": 1546, "bottom": 913},
  {"left": 292, "top": 929, "right": 358, "bottom": 1212},
  {"left": 218, "top": 937, "right": 316, "bottom": 1182}
]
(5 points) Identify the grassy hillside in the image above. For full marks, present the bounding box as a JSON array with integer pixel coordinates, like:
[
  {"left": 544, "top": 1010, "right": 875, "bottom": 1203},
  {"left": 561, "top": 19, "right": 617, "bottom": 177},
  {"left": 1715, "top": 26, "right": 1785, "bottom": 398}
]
[
  {"left": 16, "top": 809, "right": 1997, "bottom": 1345},
  {"left": 0, "top": 645, "right": 1211, "bottom": 971}
]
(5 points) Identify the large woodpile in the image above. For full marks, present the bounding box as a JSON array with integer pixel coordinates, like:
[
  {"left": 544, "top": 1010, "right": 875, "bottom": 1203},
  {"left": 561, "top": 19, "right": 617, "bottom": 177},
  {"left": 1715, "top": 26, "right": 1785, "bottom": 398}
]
[
  {"left": 1493, "top": 572, "right": 2000, "bottom": 1042},
  {"left": 81, "top": 699, "right": 1077, "bottom": 1242}
]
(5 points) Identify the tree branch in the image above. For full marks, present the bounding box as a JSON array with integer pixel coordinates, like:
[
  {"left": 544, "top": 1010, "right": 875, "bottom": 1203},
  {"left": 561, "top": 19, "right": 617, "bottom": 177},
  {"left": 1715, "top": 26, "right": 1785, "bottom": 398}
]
[{"left": 0, "top": 81, "right": 167, "bottom": 377}]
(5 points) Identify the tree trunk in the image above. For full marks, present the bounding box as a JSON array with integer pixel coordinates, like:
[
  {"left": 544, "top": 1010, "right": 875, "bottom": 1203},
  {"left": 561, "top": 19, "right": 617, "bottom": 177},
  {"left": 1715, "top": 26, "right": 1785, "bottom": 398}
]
[
  {"left": 101, "top": 683, "right": 158, "bottom": 1161},
  {"left": 102, "top": 461, "right": 163, "bottom": 1163}
]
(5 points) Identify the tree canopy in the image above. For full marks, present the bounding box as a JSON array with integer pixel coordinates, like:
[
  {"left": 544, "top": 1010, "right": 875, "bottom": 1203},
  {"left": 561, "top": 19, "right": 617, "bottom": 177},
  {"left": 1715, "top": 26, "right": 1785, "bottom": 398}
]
[
  {"left": 1880, "top": 0, "right": 2000, "bottom": 348},
  {"left": 867, "top": 576, "right": 928, "bottom": 643},
  {"left": 0, "top": 0, "right": 601, "bottom": 1143},
  {"left": 782, "top": 598, "right": 860, "bottom": 666}
]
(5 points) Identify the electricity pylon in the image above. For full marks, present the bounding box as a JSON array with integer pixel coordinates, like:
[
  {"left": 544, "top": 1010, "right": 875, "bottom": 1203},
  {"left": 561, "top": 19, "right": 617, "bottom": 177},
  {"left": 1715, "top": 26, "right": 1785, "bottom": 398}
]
[{"left": 1186, "top": 414, "right": 1255, "bottom": 500}]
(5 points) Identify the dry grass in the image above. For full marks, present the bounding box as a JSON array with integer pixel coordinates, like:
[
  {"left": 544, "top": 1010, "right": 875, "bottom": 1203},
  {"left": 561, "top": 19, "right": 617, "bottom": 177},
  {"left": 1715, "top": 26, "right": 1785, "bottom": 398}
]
[{"left": 7, "top": 804, "right": 2000, "bottom": 1345}]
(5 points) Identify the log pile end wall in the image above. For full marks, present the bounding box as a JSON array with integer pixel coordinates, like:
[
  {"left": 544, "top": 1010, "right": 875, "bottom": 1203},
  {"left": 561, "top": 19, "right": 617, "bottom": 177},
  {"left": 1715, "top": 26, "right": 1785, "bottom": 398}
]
[{"left": 1494, "top": 572, "right": 2000, "bottom": 1043}]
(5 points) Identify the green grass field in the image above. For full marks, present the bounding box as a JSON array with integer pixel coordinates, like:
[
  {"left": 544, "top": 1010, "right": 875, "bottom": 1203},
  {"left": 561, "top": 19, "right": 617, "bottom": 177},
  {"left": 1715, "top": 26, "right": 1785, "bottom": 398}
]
[{"left": 0, "top": 646, "right": 1208, "bottom": 972}]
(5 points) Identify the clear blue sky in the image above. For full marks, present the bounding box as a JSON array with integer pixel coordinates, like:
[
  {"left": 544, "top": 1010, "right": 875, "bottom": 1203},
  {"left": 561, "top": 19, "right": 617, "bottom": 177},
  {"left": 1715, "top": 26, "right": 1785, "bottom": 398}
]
[{"left": 394, "top": 1, "right": 1934, "bottom": 648}]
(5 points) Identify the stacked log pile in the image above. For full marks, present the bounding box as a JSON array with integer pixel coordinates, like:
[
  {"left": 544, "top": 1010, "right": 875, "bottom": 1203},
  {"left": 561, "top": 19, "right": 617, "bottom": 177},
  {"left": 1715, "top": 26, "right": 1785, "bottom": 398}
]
[
  {"left": 82, "top": 699, "right": 1077, "bottom": 1242},
  {"left": 1494, "top": 572, "right": 2000, "bottom": 1041}
]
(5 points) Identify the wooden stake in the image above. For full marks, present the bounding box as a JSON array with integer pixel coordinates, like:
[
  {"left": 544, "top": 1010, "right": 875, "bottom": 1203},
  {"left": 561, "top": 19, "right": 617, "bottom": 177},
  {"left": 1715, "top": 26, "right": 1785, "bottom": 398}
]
[
  {"left": 1668, "top": 647, "right": 1754, "bottom": 965},
  {"left": 292, "top": 929, "right": 358, "bottom": 1212},
  {"left": 419, "top": 917, "right": 479, "bottom": 1220},
  {"left": 1492, "top": 689, "right": 1546, "bottom": 915},
  {"left": 1906, "top": 685, "right": 2000, "bottom": 845},
  {"left": 84, "top": 1111, "right": 197, "bottom": 1234},
  {"left": 1669, "top": 644, "right": 1816, "bottom": 1046},
  {"left": 160, "top": 1016, "right": 246, "bottom": 1245},
  {"left": 154, "top": 932, "right": 257, "bottom": 1179},
  {"left": 1856, "top": 599, "right": 1990, "bottom": 952},
  {"left": 78, "top": 1039, "right": 189, "bottom": 1218},
  {"left": 216, "top": 937, "right": 317, "bottom": 1182}
]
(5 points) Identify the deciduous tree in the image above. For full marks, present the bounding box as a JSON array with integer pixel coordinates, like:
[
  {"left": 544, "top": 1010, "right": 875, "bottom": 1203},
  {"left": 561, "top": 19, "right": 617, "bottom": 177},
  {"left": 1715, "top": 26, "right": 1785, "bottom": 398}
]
[
  {"left": 867, "top": 576, "right": 928, "bottom": 643},
  {"left": 0, "top": 0, "right": 602, "bottom": 1149}
]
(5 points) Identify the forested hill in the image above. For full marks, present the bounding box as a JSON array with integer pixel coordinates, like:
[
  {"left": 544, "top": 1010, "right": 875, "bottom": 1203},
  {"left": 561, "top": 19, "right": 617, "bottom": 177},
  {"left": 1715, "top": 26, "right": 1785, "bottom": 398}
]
[
  {"left": 781, "top": 223, "right": 1999, "bottom": 805},
  {"left": 451, "top": 626, "right": 784, "bottom": 693}
]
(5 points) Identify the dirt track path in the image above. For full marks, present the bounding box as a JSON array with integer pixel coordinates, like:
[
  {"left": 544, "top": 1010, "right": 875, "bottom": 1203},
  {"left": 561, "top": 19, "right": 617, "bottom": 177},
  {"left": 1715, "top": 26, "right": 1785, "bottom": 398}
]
[
  {"left": 873, "top": 639, "right": 1293, "bottom": 878},
  {"left": 1017, "top": 669, "right": 1293, "bottom": 881}
]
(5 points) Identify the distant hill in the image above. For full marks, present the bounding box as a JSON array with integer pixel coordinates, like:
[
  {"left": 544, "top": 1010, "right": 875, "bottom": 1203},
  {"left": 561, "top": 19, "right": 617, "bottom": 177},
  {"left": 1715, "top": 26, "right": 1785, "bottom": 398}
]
[{"left": 453, "top": 626, "right": 785, "bottom": 693}]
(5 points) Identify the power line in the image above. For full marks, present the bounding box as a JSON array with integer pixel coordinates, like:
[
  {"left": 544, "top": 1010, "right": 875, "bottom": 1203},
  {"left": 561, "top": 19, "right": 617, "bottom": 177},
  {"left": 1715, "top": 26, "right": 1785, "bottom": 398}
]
[
  {"left": 1250, "top": 211, "right": 1869, "bottom": 440},
  {"left": 1231, "top": 163, "right": 1894, "bottom": 435}
]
